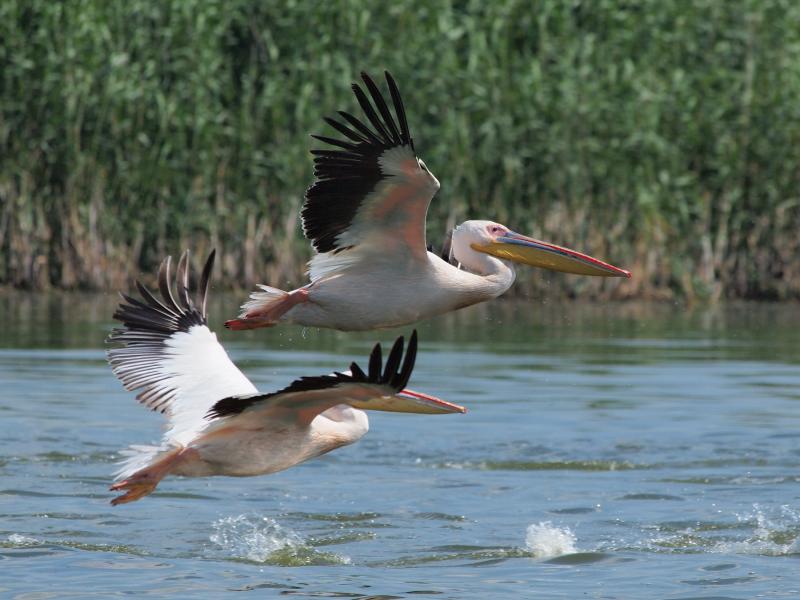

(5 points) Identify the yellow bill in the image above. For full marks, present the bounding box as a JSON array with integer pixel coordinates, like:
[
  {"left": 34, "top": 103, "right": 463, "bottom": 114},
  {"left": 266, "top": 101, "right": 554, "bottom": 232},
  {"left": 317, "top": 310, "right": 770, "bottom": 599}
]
[
  {"left": 351, "top": 389, "right": 467, "bottom": 414},
  {"left": 472, "top": 231, "right": 631, "bottom": 278}
]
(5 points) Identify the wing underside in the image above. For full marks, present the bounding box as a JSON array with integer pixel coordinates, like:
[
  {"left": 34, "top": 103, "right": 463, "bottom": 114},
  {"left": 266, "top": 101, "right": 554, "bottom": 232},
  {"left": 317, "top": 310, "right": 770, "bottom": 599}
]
[
  {"left": 107, "top": 251, "right": 258, "bottom": 447},
  {"left": 303, "top": 71, "right": 440, "bottom": 280}
]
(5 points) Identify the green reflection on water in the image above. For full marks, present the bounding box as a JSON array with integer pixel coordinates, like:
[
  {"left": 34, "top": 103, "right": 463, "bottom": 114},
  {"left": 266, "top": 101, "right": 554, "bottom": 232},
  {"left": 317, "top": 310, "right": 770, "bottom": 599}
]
[{"left": 1, "top": 291, "right": 798, "bottom": 364}]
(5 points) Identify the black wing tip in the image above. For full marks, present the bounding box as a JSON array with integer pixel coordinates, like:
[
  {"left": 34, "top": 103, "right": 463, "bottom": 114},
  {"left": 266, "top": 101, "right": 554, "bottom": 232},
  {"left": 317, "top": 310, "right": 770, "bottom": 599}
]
[
  {"left": 398, "top": 330, "right": 418, "bottom": 389},
  {"left": 208, "top": 330, "right": 422, "bottom": 420},
  {"left": 382, "top": 335, "right": 404, "bottom": 381},
  {"left": 345, "top": 331, "right": 418, "bottom": 392},
  {"left": 205, "top": 248, "right": 217, "bottom": 268},
  {"left": 314, "top": 69, "right": 409, "bottom": 150},
  {"left": 359, "top": 69, "right": 395, "bottom": 83},
  {"left": 359, "top": 70, "right": 375, "bottom": 86},
  {"left": 199, "top": 249, "right": 216, "bottom": 317},
  {"left": 111, "top": 249, "right": 215, "bottom": 337},
  {"left": 368, "top": 342, "right": 383, "bottom": 381}
]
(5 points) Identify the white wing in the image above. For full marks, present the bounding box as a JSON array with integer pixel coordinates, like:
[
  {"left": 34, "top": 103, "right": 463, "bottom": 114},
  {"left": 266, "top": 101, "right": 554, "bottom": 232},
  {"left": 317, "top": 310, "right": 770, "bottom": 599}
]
[
  {"left": 302, "top": 71, "right": 440, "bottom": 282},
  {"left": 107, "top": 251, "right": 257, "bottom": 447}
]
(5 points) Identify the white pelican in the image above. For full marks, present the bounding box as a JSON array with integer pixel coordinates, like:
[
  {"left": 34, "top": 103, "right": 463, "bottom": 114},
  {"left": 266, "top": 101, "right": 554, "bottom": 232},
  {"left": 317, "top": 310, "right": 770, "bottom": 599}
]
[
  {"left": 225, "top": 71, "right": 630, "bottom": 332},
  {"left": 107, "top": 250, "right": 464, "bottom": 505}
]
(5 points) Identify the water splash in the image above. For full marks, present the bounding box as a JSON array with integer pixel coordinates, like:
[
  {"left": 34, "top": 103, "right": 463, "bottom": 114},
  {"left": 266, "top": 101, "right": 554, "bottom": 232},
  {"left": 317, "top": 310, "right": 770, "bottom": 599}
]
[
  {"left": 7, "top": 534, "right": 39, "bottom": 546},
  {"left": 641, "top": 503, "right": 800, "bottom": 556},
  {"left": 209, "top": 514, "right": 351, "bottom": 566},
  {"left": 525, "top": 521, "right": 578, "bottom": 558},
  {"left": 712, "top": 504, "right": 800, "bottom": 556},
  {"left": 210, "top": 515, "right": 301, "bottom": 561}
]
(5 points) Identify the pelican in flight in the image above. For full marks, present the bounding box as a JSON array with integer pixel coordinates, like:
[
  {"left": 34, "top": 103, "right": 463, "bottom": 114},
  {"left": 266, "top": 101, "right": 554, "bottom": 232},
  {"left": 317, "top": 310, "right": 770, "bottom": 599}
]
[
  {"left": 107, "top": 250, "right": 464, "bottom": 505},
  {"left": 225, "top": 71, "right": 630, "bottom": 332}
]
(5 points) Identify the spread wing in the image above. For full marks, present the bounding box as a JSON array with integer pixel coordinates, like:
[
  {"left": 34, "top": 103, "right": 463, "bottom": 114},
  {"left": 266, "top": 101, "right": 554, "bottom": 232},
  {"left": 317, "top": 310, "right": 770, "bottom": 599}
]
[
  {"left": 207, "top": 332, "right": 419, "bottom": 426},
  {"left": 302, "top": 71, "right": 440, "bottom": 281},
  {"left": 107, "top": 250, "right": 258, "bottom": 446}
]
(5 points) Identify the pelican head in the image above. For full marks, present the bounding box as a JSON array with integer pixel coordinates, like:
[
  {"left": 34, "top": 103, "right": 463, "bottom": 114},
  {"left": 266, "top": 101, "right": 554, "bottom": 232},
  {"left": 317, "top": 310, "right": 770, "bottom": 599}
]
[{"left": 451, "top": 220, "right": 630, "bottom": 278}]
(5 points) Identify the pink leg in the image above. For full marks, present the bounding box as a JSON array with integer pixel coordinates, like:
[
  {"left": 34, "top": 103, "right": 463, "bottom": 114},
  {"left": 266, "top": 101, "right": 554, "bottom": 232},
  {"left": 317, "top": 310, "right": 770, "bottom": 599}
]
[
  {"left": 110, "top": 447, "right": 197, "bottom": 506},
  {"left": 225, "top": 289, "right": 309, "bottom": 331}
]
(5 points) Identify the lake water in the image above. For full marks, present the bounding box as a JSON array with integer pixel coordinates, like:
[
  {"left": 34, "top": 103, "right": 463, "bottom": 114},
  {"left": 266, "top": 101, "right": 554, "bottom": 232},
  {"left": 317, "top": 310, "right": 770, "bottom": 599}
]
[{"left": 1, "top": 291, "right": 799, "bottom": 598}]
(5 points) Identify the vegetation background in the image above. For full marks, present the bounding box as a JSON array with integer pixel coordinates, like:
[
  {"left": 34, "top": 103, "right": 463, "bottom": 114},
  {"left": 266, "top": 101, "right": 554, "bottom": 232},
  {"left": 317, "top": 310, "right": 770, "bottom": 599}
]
[{"left": 1, "top": 0, "right": 799, "bottom": 301}]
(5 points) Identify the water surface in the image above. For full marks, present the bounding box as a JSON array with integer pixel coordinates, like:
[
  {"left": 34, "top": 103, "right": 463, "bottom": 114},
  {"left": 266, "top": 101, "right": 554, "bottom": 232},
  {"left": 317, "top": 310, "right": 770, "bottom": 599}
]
[{"left": 1, "top": 293, "right": 799, "bottom": 598}]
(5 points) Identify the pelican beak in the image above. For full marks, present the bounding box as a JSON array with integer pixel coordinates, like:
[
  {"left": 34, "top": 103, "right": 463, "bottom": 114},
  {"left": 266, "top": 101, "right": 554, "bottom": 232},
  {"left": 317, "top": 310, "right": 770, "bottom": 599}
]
[
  {"left": 472, "top": 231, "right": 631, "bottom": 278},
  {"left": 353, "top": 389, "right": 466, "bottom": 414}
]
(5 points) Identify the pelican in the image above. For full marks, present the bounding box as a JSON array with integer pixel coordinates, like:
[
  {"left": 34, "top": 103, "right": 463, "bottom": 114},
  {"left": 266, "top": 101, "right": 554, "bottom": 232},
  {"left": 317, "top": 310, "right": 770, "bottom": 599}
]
[
  {"left": 106, "top": 250, "right": 464, "bottom": 505},
  {"left": 225, "top": 71, "right": 630, "bottom": 332}
]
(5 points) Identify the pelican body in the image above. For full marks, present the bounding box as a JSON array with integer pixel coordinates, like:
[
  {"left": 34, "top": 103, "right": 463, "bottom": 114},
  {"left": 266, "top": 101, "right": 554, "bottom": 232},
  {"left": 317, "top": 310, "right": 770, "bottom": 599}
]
[
  {"left": 226, "top": 72, "right": 630, "bottom": 332},
  {"left": 258, "top": 242, "right": 511, "bottom": 331},
  {"left": 106, "top": 250, "right": 464, "bottom": 505}
]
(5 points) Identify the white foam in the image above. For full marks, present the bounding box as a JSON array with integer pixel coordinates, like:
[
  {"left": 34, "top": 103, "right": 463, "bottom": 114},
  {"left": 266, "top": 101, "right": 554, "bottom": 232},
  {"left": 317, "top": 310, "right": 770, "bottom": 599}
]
[
  {"left": 525, "top": 521, "right": 578, "bottom": 557},
  {"left": 8, "top": 534, "right": 39, "bottom": 545},
  {"left": 210, "top": 514, "right": 303, "bottom": 562},
  {"left": 209, "top": 514, "right": 351, "bottom": 565},
  {"left": 712, "top": 504, "right": 800, "bottom": 556}
]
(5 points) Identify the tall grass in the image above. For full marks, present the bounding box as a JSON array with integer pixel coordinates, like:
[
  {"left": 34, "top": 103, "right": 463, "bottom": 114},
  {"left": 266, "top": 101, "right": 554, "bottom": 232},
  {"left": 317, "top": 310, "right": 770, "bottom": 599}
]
[{"left": 1, "top": 0, "right": 799, "bottom": 299}]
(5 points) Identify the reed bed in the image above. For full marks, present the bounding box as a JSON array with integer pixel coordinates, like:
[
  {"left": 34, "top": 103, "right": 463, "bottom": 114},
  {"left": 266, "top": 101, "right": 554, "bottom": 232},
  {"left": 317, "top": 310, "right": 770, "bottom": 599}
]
[{"left": 1, "top": 0, "right": 799, "bottom": 300}]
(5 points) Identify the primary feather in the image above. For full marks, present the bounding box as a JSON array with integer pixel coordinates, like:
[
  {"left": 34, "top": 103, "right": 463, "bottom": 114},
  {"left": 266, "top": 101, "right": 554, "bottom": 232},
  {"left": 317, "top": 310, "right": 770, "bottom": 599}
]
[{"left": 107, "top": 250, "right": 258, "bottom": 449}]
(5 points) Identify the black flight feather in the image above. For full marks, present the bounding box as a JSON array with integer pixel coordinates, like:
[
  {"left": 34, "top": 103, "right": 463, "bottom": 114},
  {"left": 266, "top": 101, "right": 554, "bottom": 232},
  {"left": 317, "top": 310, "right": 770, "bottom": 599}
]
[
  {"left": 310, "top": 134, "right": 361, "bottom": 153},
  {"left": 382, "top": 335, "right": 404, "bottom": 383},
  {"left": 157, "top": 256, "right": 180, "bottom": 314},
  {"left": 176, "top": 252, "right": 191, "bottom": 311},
  {"left": 337, "top": 110, "right": 383, "bottom": 145},
  {"left": 310, "top": 148, "right": 363, "bottom": 160},
  {"left": 198, "top": 248, "right": 215, "bottom": 317},
  {"left": 395, "top": 330, "right": 418, "bottom": 389},
  {"left": 350, "top": 362, "right": 367, "bottom": 380},
  {"left": 302, "top": 71, "right": 417, "bottom": 254},
  {"left": 362, "top": 72, "right": 400, "bottom": 143},
  {"left": 385, "top": 71, "right": 413, "bottom": 149},
  {"left": 134, "top": 280, "right": 178, "bottom": 323},
  {"left": 107, "top": 250, "right": 215, "bottom": 413},
  {"left": 352, "top": 81, "right": 392, "bottom": 143},
  {"left": 323, "top": 116, "right": 370, "bottom": 144},
  {"left": 207, "top": 330, "right": 420, "bottom": 419},
  {"left": 368, "top": 342, "right": 382, "bottom": 381}
]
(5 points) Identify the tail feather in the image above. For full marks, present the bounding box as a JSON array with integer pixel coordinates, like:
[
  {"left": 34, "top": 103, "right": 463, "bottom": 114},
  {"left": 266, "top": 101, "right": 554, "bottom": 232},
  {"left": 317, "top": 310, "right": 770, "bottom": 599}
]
[
  {"left": 113, "top": 444, "right": 173, "bottom": 481},
  {"left": 239, "top": 284, "right": 288, "bottom": 318}
]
